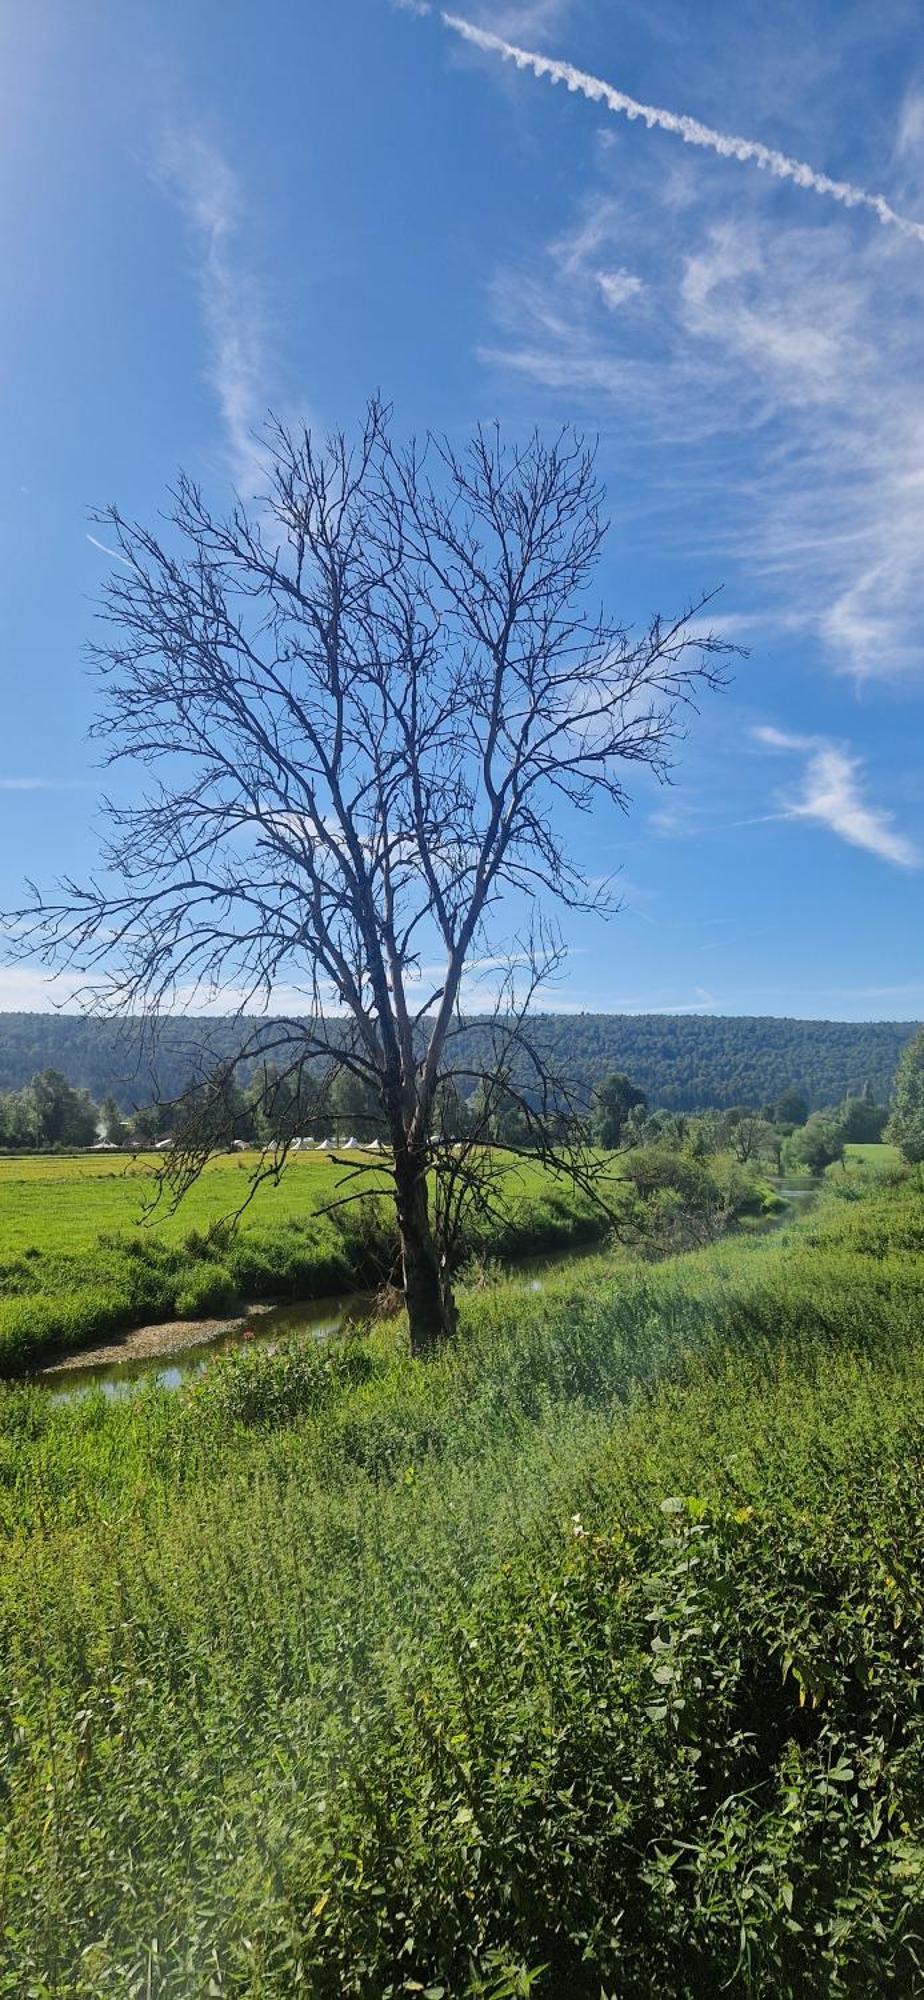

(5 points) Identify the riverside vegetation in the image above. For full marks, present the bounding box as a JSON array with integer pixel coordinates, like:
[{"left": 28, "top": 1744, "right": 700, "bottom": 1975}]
[
  {"left": 0, "top": 1144, "right": 777, "bottom": 1369},
  {"left": 2, "top": 1157, "right": 924, "bottom": 1993}
]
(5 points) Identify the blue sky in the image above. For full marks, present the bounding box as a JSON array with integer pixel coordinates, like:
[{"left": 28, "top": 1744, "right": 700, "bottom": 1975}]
[{"left": 2, "top": 0, "right": 923, "bottom": 1020}]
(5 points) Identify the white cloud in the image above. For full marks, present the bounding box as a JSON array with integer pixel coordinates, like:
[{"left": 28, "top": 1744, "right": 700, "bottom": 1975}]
[
  {"left": 672, "top": 220, "right": 924, "bottom": 678},
  {"left": 482, "top": 172, "right": 924, "bottom": 681},
  {"left": 600, "top": 986, "right": 719, "bottom": 1013},
  {"left": 443, "top": 14, "right": 924, "bottom": 241},
  {"left": 0, "top": 966, "right": 88, "bottom": 1010},
  {"left": 896, "top": 87, "right": 924, "bottom": 163},
  {"left": 751, "top": 725, "right": 811, "bottom": 753},
  {"left": 488, "top": 1, "right": 576, "bottom": 35},
  {"left": 597, "top": 267, "right": 644, "bottom": 310},
  {"left": 86, "top": 531, "right": 132, "bottom": 566},
  {"left": 444, "top": 1, "right": 576, "bottom": 38},
  {"left": 159, "top": 131, "right": 268, "bottom": 497},
  {"left": 754, "top": 726, "right": 919, "bottom": 868}
]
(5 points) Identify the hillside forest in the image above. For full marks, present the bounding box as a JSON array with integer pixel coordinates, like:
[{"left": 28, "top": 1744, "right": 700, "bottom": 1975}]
[{"left": 0, "top": 1009, "right": 916, "bottom": 1117}]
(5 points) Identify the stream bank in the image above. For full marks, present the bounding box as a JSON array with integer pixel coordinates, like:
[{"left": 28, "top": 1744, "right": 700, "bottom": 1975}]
[{"left": 35, "top": 1184, "right": 815, "bottom": 1401}]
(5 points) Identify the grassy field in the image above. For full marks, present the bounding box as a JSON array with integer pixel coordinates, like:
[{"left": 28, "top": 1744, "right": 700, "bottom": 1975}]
[
  {"left": 1, "top": 1168, "right": 923, "bottom": 1993},
  {"left": 0, "top": 1148, "right": 617, "bottom": 1370},
  {"left": 0, "top": 1148, "right": 392, "bottom": 1257},
  {"left": 841, "top": 1140, "right": 903, "bottom": 1173},
  {"left": 0, "top": 1144, "right": 781, "bottom": 1371}
]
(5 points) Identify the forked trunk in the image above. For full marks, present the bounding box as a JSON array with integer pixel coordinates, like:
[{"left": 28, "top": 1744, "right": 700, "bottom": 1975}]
[{"left": 393, "top": 1145, "right": 457, "bottom": 1356}]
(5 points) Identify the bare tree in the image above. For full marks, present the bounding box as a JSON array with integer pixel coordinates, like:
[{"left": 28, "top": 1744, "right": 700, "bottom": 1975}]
[{"left": 8, "top": 402, "right": 732, "bottom": 1353}]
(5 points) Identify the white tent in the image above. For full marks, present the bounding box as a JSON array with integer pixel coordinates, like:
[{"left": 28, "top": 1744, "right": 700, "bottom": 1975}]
[
  {"left": 316, "top": 1138, "right": 332, "bottom": 1151},
  {"left": 340, "top": 1136, "right": 358, "bottom": 1150}
]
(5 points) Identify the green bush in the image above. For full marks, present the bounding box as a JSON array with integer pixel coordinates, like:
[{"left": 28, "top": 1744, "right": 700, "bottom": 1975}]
[
  {"left": 0, "top": 1284, "right": 136, "bottom": 1362},
  {"left": 173, "top": 1261, "right": 238, "bottom": 1318}
]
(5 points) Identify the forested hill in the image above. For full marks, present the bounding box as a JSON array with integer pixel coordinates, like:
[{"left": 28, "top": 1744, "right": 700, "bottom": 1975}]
[{"left": 0, "top": 1011, "right": 916, "bottom": 1113}]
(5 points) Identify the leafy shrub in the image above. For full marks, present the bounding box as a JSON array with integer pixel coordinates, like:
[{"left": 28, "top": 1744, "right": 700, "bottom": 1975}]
[
  {"left": 0, "top": 1285, "right": 135, "bottom": 1362},
  {"left": 196, "top": 1335, "right": 376, "bottom": 1429},
  {"left": 173, "top": 1261, "right": 237, "bottom": 1317}
]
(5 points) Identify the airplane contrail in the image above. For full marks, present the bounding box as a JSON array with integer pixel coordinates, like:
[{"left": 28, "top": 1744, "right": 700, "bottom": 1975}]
[{"left": 442, "top": 14, "right": 924, "bottom": 245}]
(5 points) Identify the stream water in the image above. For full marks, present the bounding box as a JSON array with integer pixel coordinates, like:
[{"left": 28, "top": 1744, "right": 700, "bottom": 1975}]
[
  {"left": 36, "top": 1184, "right": 816, "bottom": 1403},
  {"left": 40, "top": 1291, "right": 375, "bottom": 1402}
]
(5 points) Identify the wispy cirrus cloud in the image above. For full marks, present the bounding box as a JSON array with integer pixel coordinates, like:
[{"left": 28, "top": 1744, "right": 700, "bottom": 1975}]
[
  {"left": 753, "top": 726, "right": 919, "bottom": 868},
  {"left": 0, "top": 777, "right": 93, "bottom": 793},
  {"left": 442, "top": 8, "right": 924, "bottom": 684},
  {"left": 158, "top": 131, "right": 268, "bottom": 496},
  {"left": 487, "top": 1, "right": 578, "bottom": 35},
  {"left": 481, "top": 175, "right": 924, "bottom": 680},
  {"left": 403, "top": 1, "right": 577, "bottom": 27}
]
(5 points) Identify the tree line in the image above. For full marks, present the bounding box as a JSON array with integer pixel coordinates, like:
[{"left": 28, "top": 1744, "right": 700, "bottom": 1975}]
[
  {"left": 0, "top": 1010, "right": 917, "bottom": 1117},
  {"left": 0, "top": 1059, "right": 901, "bottom": 1169}
]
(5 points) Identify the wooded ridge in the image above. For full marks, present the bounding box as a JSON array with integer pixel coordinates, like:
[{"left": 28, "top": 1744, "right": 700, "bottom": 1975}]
[{"left": 0, "top": 1010, "right": 916, "bottom": 1113}]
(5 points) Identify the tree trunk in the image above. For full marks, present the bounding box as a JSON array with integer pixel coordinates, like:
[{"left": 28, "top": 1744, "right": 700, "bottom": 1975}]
[{"left": 393, "top": 1145, "right": 457, "bottom": 1355}]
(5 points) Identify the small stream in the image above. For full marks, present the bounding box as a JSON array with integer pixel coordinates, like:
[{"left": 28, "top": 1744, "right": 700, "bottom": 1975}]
[
  {"left": 38, "top": 1244, "right": 602, "bottom": 1404},
  {"left": 40, "top": 1291, "right": 375, "bottom": 1402},
  {"left": 36, "top": 1184, "right": 817, "bottom": 1404}
]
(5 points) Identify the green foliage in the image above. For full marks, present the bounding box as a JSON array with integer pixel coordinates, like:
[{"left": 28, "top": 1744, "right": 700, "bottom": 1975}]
[
  {"left": 837, "top": 1088, "right": 887, "bottom": 1146},
  {"left": 722, "top": 1107, "right": 781, "bottom": 1166},
  {"left": 591, "top": 1070, "right": 647, "bottom": 1147},
  {"left": 764, "top": 1083, "right": 809, "bottom": 1130},
  {"left": 3, "top": 1179, "right": 924, "bottom": 1989},
  {"left": 788, "top": 1090, "right": 890, "bottom": 1177},
  {"left": 0, "top": 1286, "right": 136, "bottom": 1364},
  {"left": 789, "top": 1110, "right": 847, "bottom": 1175},
  {"left": 887, "top": 1025, "right": 924, "bottom": 1164},
  {"left": 619, "top": 1147, "right": 776, "bottom": 1246},
  {"left": 0, "top": 1152, "right": 611, "bottom": 1367},
  {"left": 0, "top": 1066, "right": 98, "bottom": 1149},
  {"left": 0, "top": 1010, "right": 918, "bottom": 1113},
  {"left": 172, "top": 1260, "right": 237, "bottom": 1317}
]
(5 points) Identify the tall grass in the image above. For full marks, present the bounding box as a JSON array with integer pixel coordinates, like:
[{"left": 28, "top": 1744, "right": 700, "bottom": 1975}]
[{"left": 1, "top": 1175, "right": 922, "bottom": 1993}]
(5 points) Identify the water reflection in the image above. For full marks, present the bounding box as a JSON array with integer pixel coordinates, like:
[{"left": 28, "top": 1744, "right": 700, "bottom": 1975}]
[{"left": 43, "top": 1292, "right": 371, "bottom": 1402}]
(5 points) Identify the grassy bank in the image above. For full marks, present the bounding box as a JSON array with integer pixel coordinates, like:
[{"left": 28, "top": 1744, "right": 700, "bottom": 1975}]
[
  {"left": 0, "top": 1146, "right": 778, "bottom": 1371},
  {"left": 0, "top": 1149, "right": 615, "bottom": 1370},
  {"left": 1, "top": 1170, "right": 923, "bottom": 1993}
]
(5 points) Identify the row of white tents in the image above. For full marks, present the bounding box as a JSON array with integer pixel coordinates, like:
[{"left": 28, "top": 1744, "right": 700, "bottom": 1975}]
[
  {"left": 90, "top": 1136, "right": 390, "bottom": 1155},
  {"left": 290, "top": 1136, "right": 388, "bottom": 1153}
]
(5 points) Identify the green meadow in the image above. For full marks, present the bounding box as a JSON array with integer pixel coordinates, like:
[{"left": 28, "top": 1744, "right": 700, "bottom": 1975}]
[
  {"left": 841, "top": 1141, "right": 903, "bottom": 1174},
  {"left": 0, "top": 1148, "right": 394, "bottom": 1258},
  {"left": 0, "top": 1149, "right": 615, "bottom": 1369},
  {"left": 2, "top": 1167, "right": 924, "bottom": 1993}
]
